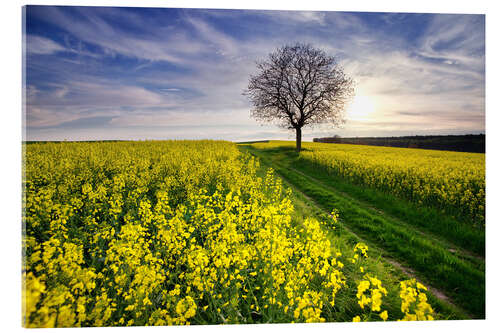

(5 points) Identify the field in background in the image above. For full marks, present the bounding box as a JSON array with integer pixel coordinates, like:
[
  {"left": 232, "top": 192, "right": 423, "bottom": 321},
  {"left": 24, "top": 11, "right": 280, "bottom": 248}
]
[
  {"left": 299, "top": 141, "right": 485, "bottom": 226},
  {"left": 313, "top": 134, "right": 485, "bottom": 153},
  {"left": 23, "top": 140, "right": 444, "bottom": 327},
  {"left": 240, "top": 141, "right": 485, "bottom": 318}
]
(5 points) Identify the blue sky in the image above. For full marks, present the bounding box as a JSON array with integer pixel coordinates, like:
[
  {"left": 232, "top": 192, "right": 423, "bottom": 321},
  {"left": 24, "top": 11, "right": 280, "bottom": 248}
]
[{"left": 23, "top": 6, "right": 485, "bottom": 141}]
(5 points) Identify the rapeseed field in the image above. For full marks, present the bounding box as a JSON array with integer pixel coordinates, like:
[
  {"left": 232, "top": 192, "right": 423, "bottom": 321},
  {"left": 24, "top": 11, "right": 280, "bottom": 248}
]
[{"left": 23, "top": 141, "right": 434, "bottom": 327}]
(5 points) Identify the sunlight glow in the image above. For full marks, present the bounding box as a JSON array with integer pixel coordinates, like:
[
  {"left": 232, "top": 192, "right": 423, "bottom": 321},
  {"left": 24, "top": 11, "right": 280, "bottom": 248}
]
[{"left": 346, "top": 95, "right": 377, "bottom": 120}]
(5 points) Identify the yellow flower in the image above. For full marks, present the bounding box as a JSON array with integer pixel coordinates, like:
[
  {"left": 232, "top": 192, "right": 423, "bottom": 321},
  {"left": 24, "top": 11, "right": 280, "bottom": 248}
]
[{"left": 25, "top": 140, "right": 445, "bottom": 327}]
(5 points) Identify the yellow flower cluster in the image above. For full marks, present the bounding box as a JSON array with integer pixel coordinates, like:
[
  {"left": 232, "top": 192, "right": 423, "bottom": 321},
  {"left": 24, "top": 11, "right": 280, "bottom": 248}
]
[
  {"left": 356, "top": 275, "right": 388, "bottom": 312},
  {"left": 254, "top": 141, "right": 485, "bottom": 225},
  {"left": 350, "top": 243, "right": 433, "bottom": 323},
  {"left": 23, "top": 141, "right": 349, "bottom": 327},
  {"left": 398, "top": 279, "right": 434, "bottom": 321},
  {"left": 23, "top": 140, "right": 440, "bottom": 327},
  {"left": 351, "top": 242, "right": 368, "bottom": 262}
]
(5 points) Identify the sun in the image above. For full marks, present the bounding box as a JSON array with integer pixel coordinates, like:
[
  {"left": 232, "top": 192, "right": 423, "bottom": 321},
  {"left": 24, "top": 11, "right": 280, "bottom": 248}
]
[{"left": 347, "top": 95, "right": 377, "bottom": 120}]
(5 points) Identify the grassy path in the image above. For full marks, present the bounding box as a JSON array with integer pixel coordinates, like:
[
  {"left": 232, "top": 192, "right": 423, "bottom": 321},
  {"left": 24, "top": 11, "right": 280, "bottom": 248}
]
[
  {"left": 243, "top": 146, "right": 468, "bottom": 321},
  {"left": 290, "top": 160, "right": 484, "bottom": 269},
  {"left": 239, "top": 144, "right": 484, "bottom": 319},
  {"left": 292, "top": 157, "right": 485, "bottom": 257}
]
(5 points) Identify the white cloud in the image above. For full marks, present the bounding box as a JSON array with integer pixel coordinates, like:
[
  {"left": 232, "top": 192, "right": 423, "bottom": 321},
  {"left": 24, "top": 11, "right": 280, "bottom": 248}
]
[
  {"left": 160, "top": 88, "right": 181, "bottom": 92},
  {"left": 185, "top": 15, "right": 240, "bottom": 57},
  {"left": 26, "top": 35, "right": 65, "bottom": 54},
  {"left": 26, "top": 106, "right": 87, "bottom": 128},
  {"left": 264, "top": 10, "right": 328, "bottom": 26},
  {"left": 25, "top": 8, "right": 485, "bottom": 140},
  {"left": 109, "top": 108, "right": 253, "bottom": 127},
  {"left": 28, "top": 80, "right": 169, "bottom": 109},
  {"left": 29, "top": 7, "right": 197, "bottom": 63},
  {"left": 26, "top": 85, "right": 39, "bottom": 98},
  {"left": 417, "top": 14, "right": 484, "bottom": 70},
  {"left": 53, "top": 86, "right": 69, "bottom": 99},
  {"left": 70, "top": 81, "right": 167, "bottom": 106}
]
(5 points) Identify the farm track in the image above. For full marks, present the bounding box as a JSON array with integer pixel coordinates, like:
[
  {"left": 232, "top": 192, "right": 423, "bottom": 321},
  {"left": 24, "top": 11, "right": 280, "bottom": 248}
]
[
  {"left": 240, "top": 145, "right": 484, "bottom": 319},
  {"left": 265, "top": 161, "right": 455, "bottom": 306},
  {"left": 288, "top": 162, "right": 484, "bottom": 266}
]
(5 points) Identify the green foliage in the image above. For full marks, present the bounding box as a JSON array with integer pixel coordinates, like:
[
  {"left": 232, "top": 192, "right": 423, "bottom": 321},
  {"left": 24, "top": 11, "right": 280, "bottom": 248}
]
[
  {"left": 240, "top": 142, "right": 484, "bottom": 318},
  {"left": 24, "top": 140, "right": 446, "bottom": 327}
]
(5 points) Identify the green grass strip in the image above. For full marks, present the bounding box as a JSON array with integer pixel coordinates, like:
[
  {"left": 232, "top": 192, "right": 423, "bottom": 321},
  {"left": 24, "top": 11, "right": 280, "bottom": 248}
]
[
  {"left": 293, "top": 156, "right": 485, "bottom": 256},
  {"left": 241, "top": 145, "right": 485, "bottom": 318},
  {"left": 242, "top": 147, "right": 469, "bottom": 321}
]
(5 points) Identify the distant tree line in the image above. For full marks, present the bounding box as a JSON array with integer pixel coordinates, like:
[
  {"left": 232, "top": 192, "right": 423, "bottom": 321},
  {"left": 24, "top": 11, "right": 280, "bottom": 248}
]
[{"left": 313, "top": 134, "right": 485, "bottom": 153}]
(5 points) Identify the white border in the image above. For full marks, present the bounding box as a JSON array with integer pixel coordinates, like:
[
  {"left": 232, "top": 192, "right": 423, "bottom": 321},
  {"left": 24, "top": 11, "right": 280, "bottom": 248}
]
[{"left": 2, "top": 1, "right": 498, "bottom": 332}]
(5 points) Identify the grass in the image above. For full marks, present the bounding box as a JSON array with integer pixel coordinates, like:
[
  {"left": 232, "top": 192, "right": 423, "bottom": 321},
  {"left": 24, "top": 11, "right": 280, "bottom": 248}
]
[
  {"left": 239, "top": 143, "right": 485, "bottom": 319},
  {"left": 293, "top": 157, "right": 485, "bottom": 257},
  {"left": 246, "top": 147, "right": 468, "bottom": 321}
]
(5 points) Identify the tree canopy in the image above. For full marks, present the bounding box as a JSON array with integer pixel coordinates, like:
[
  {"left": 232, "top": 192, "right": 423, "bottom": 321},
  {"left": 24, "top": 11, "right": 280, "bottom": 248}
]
[{"left": 244, "top": 43, "right": 354, "bottom": 151}]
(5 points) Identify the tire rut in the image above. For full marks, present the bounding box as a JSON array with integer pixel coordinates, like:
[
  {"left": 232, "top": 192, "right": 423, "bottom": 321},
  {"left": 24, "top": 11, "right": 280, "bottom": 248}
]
[
  {"left": 245, "top": 148, "right": 474, "bottom": 318},
  {"left": 287, "top": 161, "right": 484, "bottom": 264},
  {"left": 280, "top": 161, "right": 467, "bottom": 316}
]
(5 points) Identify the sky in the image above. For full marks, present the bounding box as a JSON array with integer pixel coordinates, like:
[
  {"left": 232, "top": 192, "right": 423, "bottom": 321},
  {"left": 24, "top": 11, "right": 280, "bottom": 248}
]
[{"left": 23, "top": 6, "right": 485, "bottom": 141}]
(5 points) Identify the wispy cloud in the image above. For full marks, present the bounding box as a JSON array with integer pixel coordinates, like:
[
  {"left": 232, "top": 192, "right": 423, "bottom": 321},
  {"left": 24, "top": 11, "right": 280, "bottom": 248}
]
[
  {"left": 24, "top": 7, "right": 485, "bottom": 141},
  {"left": 26, "top": 35, "right": 65, "bottom": 54},
  {"left": 417, "top": 14, "right": 484, "bottom": 69}
]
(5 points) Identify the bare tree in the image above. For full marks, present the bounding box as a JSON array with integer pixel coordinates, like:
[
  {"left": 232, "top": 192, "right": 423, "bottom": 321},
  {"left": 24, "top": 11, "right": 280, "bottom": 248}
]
[{"left": 244, "top": 43, "right": 354, "bottom": 152}]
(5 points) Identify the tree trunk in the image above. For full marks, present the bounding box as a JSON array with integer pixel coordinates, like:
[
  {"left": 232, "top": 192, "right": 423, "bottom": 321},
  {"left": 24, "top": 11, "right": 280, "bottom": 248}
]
[{"left": 296, "top": 127, "right": 302, "bottom": 152}]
